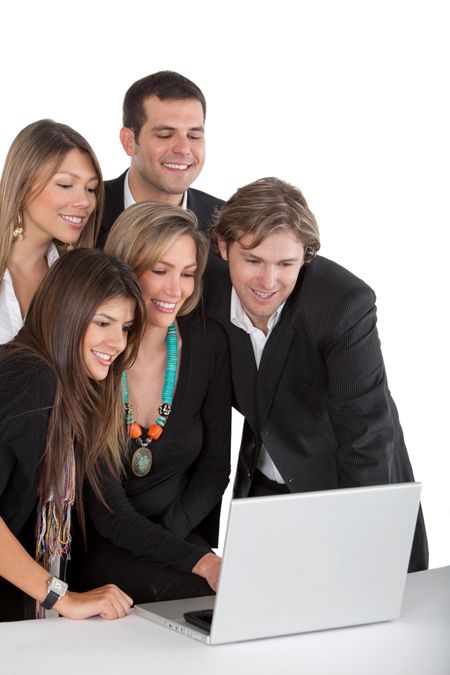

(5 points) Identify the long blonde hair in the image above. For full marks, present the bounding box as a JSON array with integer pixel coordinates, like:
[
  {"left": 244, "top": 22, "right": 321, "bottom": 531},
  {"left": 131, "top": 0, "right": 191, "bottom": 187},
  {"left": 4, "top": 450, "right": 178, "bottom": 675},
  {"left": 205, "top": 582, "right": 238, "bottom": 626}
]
[
  {"left": 0, "top": 119, "right": 104, "bottom": 280},
  {"left": 105, "top": 202, "right": 209, "bottom": 316}
]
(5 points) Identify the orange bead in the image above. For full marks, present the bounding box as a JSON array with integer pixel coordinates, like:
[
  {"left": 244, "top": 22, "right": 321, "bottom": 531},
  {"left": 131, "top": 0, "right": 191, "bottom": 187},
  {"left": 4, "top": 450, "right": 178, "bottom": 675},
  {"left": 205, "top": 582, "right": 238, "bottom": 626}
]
[
  {"left": 129, "top": 422, "right": 142, "bottom": 439},
  {"left": 148, "top": 423, "right": 163, "bottom": 440}
]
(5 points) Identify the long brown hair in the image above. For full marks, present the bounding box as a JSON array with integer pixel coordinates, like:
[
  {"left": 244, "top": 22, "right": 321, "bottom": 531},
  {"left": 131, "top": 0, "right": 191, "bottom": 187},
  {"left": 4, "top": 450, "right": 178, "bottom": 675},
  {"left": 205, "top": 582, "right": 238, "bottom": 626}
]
[
  {"left": 0, "top": 248, "right": 146, "bottom": 528},
  {"left": 0, "top": 119, "right": 104, "bottom": 280}
]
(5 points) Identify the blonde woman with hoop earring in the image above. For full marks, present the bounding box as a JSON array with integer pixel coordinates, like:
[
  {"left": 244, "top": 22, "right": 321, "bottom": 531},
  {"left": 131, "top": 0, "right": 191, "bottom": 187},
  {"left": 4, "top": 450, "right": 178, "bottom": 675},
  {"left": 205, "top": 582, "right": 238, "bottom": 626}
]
[{"left": 0, "top": 119, "right": 104, "bottom": 344}]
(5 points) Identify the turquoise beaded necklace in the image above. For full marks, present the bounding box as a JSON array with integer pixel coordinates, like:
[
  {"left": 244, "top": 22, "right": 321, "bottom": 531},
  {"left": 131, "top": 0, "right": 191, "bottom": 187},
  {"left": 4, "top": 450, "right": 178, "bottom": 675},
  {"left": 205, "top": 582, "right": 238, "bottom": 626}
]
[{"left": 122, "top": 323, "right": 178, "bottom": 477}]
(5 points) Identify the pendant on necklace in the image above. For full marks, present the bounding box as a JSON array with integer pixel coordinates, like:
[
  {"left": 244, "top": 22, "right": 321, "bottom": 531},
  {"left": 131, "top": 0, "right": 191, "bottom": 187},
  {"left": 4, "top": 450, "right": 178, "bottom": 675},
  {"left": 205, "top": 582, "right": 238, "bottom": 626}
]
[{"left": 131, "top": 446, "right": 153, "bottom": 477}]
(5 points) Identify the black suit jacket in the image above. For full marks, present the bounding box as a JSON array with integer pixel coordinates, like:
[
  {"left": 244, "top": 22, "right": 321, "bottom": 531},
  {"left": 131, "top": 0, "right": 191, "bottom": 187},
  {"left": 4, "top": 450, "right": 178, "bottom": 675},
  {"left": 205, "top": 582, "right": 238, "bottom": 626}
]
[
  {"left": 97, "top": 171, "right": 225, "bottom": 271},
  {"left": 205, "top": 255, "right": 428, "bottom": 572}
]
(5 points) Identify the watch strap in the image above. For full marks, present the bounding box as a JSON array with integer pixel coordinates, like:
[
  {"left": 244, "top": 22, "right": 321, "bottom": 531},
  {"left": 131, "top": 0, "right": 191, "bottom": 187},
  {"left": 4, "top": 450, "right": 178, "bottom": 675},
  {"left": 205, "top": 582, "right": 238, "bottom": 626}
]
[{"left": 41, "top": 589, "right": 61, "bottom": 610}]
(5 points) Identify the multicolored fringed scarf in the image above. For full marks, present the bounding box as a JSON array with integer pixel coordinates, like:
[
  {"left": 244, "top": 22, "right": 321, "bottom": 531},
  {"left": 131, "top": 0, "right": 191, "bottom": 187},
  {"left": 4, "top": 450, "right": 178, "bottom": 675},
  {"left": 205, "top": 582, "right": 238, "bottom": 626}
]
[{"left": 35, "top": 444, "right": 76, "bottom": 619}]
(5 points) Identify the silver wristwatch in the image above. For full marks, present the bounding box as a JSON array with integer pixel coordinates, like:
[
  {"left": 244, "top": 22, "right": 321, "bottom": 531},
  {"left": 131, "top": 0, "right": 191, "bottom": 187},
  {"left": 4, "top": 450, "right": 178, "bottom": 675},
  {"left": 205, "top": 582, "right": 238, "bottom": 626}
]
[{"left": 41, "top": 576, "right": 68, "bottom": 610}]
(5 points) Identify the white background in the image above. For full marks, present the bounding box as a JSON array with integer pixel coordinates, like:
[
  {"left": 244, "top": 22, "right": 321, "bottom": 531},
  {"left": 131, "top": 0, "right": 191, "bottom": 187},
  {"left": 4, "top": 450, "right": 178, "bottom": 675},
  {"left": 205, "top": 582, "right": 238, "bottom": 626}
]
[{"left": 1, "top": 0, "right": 448, "bottom": 568}]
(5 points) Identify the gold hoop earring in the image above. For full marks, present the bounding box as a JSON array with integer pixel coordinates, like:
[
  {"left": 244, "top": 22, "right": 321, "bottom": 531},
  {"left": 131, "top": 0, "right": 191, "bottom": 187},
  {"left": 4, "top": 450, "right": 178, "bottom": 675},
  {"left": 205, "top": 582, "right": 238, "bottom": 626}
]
[{"left": 12, "top": 212, "right": 24, "bottom": 241}]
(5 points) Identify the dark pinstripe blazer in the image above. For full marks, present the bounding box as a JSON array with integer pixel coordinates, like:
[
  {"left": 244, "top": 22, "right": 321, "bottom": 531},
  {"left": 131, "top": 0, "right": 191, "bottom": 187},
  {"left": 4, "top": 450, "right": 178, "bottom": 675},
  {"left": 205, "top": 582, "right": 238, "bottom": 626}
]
[{"left": 205, "top": 255, "right": 428, "bottom": 572}]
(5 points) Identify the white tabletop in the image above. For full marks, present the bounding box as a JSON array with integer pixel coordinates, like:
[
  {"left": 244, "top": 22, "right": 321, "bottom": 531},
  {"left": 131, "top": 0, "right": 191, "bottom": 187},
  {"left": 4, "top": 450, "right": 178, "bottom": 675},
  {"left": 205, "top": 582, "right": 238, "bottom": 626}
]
[{"left": 1, "top": 566, "right": 449, "bottom": 675}]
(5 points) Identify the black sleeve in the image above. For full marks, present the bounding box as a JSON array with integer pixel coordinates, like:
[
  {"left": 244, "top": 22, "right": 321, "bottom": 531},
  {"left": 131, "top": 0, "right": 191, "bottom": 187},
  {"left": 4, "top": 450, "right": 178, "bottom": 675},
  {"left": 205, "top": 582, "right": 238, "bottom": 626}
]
[
  {"left": 159, "top": 322, "right": 231, "bottom": 538},
  {"left": 0, "top": 357, "right": 55, "bottom": 533},
  {"left": 322, "top": 286, "right": 397, "bottom": 487},
  {"left": 85, "top": 475, "right": 211, "bottom": 573}
]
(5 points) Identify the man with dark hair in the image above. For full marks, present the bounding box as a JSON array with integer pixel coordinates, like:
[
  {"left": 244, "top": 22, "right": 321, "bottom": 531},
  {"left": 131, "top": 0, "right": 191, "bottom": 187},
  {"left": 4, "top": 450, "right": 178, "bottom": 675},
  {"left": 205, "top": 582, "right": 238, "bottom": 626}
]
[
  {"left": 97, "top": 71, "right": 223, "bottom": 250},
  {"left": 206, "top": 176, "right": 428, "bottom": 573}
]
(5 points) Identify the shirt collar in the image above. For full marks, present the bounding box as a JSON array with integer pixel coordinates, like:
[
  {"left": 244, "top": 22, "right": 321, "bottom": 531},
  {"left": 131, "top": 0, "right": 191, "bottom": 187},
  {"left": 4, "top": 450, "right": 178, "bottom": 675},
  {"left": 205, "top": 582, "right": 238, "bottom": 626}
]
[
  {"left": 124, "top": 169, "right": 187, "bottom": 210},
  {"left": 230, "top": 287, "right": 285, "bottom": 336},
  {"left": 3, "top": 242, "right": 59, "bottom": 287},
  {"left": 47, "top": 242, "right": 59, "bottom": 265},
  {"left": 124, "top": 169, "right": 136, "bottom": 209}
]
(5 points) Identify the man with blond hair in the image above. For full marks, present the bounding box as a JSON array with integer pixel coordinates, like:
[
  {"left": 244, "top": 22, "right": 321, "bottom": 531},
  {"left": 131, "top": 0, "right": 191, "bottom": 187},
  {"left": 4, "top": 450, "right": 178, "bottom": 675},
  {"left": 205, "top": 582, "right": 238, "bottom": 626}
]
[{"left": 206, "top": 176, "right": 428, "bottom": 572}]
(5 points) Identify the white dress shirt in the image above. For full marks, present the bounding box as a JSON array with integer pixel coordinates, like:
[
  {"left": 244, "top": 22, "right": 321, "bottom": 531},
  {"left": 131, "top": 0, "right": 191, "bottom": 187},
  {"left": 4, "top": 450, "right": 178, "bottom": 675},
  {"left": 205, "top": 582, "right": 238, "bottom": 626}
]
[
  {"left": 0, "top": 243, "right": 59, "bottom": 344},
  {"left": 230, "top": 288, "right": 286, "bottom": 484}
]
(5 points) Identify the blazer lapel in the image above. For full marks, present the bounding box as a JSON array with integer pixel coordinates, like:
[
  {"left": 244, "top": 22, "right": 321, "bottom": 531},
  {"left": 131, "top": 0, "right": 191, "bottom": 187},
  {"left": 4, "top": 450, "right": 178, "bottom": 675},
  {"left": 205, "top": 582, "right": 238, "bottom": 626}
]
[
  {"left": 205, "top": 274, "right": 259, "bottom": 435},
  {"left": 98, "top": 172, "right": 128, "bottom": 247},
  {"left": 108, "top": 172, "right": 127, "bottom": 224},
  {"left": 228, "top": 323, "right": 259, "bottom": 433},
  {"left": 257, "top": 299, "right": 297, "bottom": 429}
]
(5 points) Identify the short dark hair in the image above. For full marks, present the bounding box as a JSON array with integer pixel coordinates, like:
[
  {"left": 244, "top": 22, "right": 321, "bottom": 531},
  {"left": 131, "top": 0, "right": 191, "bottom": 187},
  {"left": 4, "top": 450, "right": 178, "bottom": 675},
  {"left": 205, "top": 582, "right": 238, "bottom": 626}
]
[{"left": 123, "top": 70, "right": 207, "bottom": 139}]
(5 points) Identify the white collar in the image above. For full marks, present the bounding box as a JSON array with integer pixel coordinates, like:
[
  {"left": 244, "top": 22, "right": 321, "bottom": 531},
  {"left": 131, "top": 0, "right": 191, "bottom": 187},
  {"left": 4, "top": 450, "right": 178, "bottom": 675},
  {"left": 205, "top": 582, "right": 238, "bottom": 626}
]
[
  {"left": 124, "top": 169, "right": 135, "bottom": 209},
  {"left": 3, "top": 241, "right": 59, "bottom": 285},
  {"left": 230, "top": 287, "right": 285, "bottom": 336},
  {"left": 124, "top": 169, "right": 187, "bottom": 210},
  {"left": 47, "top": 242, "right": 59, "bottom": 265}
]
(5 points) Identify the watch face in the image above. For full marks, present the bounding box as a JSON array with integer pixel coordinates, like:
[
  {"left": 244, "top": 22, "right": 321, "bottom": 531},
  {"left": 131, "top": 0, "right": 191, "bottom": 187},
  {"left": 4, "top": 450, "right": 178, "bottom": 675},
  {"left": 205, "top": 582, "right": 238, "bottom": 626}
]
[{"left": 49, "top": 577, "right": 68, "bottom": 596}]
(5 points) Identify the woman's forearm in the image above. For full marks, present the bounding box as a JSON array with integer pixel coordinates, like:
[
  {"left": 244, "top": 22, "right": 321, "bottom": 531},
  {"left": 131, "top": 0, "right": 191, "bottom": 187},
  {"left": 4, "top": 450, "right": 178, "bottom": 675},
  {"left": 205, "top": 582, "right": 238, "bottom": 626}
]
[
  {"left": 0, "top": 517, "right": 133, "bottom": 619},
  {"left": 0, "top": 516, "right": 50, "bottom": 604}
]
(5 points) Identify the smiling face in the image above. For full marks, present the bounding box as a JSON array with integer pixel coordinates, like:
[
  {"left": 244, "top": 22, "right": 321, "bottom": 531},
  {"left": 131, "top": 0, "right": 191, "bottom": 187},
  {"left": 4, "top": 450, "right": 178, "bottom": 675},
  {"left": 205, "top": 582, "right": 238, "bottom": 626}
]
[
  {"left": 138, "top": 234, "right": 197, "bottom": 329},
  {"left": 23, "top": 148, "right": 98, "bottom": 246},
  {"left": 219, "top": 229, "right": 305, "bottom": 334},
  {"left": 120, "top": 96, "right": 205, "bottom": 205},
  {"left": 83, "top": 296, "right": 136, "bottom": 380}
]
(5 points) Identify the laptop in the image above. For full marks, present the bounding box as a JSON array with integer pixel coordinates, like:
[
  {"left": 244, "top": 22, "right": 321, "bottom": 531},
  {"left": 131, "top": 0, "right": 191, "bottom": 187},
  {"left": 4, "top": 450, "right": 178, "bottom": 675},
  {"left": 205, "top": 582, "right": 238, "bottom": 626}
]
[{"left": 135, "top": 482, "right": 421, "bottom": 644}]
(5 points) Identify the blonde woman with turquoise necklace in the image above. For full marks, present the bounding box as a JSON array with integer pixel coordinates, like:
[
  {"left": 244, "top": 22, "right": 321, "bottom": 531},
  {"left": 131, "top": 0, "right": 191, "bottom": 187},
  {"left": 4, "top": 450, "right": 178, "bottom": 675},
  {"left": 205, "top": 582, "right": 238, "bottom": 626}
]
[{"left": 69, "top": 203, "right": 231, "bottom": 602}]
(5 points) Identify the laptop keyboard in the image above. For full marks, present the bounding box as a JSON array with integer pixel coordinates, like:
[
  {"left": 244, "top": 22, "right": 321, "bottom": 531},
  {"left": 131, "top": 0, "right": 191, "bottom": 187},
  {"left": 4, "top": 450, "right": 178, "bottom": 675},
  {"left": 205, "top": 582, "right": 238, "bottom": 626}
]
[{"left": 184, "top": 609, "right": 214, "bottom": 633}]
